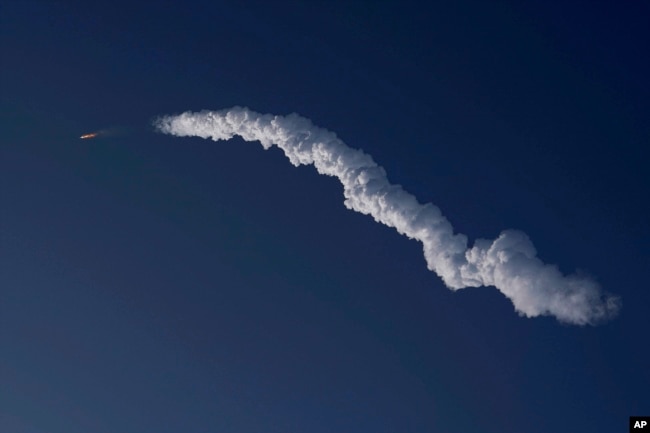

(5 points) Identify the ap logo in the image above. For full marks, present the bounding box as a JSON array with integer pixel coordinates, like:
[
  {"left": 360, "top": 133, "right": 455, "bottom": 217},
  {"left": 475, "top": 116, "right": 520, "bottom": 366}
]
[{"left": 630, "top": 417, "right": 650, "bottom": 431}]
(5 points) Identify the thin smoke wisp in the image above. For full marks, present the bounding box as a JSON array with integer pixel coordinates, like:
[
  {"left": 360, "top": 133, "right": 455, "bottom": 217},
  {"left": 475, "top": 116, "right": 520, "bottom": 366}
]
[{"left": 154, "top": 107, "right": 621, "bottom": 325}]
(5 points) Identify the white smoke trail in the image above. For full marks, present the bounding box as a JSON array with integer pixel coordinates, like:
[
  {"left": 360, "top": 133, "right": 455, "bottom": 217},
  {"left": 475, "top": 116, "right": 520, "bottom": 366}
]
[{"left": 154, "top": 107, "right": 620, "bottom": 325}]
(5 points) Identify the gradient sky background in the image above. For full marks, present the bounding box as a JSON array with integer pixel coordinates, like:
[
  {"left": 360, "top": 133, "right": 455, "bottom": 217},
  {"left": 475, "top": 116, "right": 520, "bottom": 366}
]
[{"left": 1, "top": 2, "right": 648, "bottom": 432}]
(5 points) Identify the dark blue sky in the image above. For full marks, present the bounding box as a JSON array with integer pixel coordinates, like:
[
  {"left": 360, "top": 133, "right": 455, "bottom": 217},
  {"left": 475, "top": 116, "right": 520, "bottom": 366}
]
[{"left": 1, "top": 2, "right": 648, "bottom": 432}]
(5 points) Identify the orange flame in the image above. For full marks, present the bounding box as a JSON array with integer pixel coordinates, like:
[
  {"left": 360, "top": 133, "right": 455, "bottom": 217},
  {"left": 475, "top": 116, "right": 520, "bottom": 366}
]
[{"left": 80, "top": 132, "right": 99, "bottom": 139}]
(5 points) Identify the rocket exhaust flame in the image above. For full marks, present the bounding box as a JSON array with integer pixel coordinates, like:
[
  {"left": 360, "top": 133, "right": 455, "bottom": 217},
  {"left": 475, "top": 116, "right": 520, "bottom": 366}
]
[{"left": 80, "top": 132, "right": 99, "bottom": 139}]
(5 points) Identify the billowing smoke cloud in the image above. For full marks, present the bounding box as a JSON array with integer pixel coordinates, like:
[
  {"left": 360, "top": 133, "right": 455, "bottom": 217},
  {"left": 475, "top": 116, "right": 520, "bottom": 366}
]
[{"left": 154, "top": 107, "right": 620, "bottom": 325}]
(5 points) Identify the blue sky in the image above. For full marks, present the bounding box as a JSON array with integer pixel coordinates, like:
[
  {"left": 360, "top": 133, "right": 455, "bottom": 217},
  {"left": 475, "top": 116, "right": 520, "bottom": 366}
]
[{"left": 1, "top": 2, "right": 648, "bottom": 432}]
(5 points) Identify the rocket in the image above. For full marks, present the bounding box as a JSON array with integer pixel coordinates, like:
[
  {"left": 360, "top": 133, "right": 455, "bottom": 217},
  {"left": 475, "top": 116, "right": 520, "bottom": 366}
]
[{"left": 80, "top": 132, "right": 99, "bottom": 139}]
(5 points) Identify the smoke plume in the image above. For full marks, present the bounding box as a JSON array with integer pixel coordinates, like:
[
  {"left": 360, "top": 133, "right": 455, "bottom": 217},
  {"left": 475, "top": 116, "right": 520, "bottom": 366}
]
[{"left": 154, "top": 107, "right": 620, "bottom": 325}]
